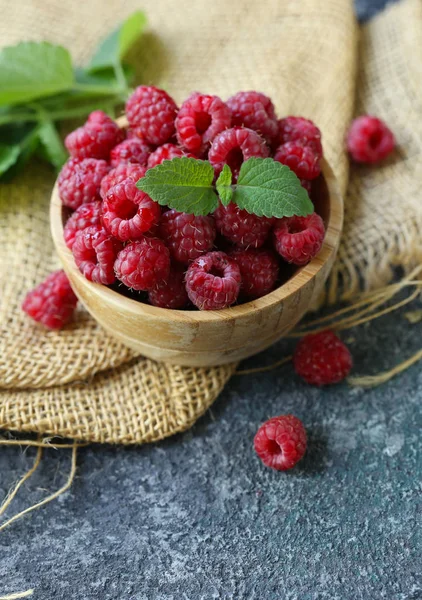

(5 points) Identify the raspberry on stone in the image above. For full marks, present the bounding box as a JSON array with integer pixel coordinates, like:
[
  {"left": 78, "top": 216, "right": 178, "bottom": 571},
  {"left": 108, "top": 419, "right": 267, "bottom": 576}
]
[
  {"left": 65, "top": 110, "right": 122, "bottom": 160},
  {"left": 114, "top": 237, "right": 170, "bottom": 291},
  {"left": 346, "top": 115, "right": 395, "bottom": 164},
  {"left": 273, "top": 213, "right": 325, "bottom": 265},
  {"left": 175, "top": 93, "right": 232, "bottom": 156},
  {"left": 100, "top": 163, "right": 146, "bottom": 199},
  {"left": 293, "top": 330, "right": 352, "bottom": 385},
  {"left": 147, "top": 144, "right": 194, "bottom": 169},
  {"left": 208, "top": 127, "right": 269, "bottom": 179},
  {"left": 72, "top": 225, "right": 121, "bottom": 285},
  {"left": 159, "top": 209, "right": 216, "bottom": 264},
  {"left": 22, "top": 270, "right": 78, "bottom": 330},
  {"left": 274, "top": 141, "right": 321, "bottom": 180},
  {"left": 58, "top": 158, "right": 109, "bottom": 210},
  {"left": 185, "top": 251, "right": 241, "bottom": 310},
  {"left": 110, "top": 138, "right": 151, "bottom": 167},
  {"left": 227, "top": 91, "right": 278, "bottom": 145},
  {"left": 63, "top": 201, "right": 102, "bottom": 249},
  {"left": 254, "top": 415, "right": 307, "bottom": 471},
  {"left": 230, "top": 248, "right": 279, "bottom": 299},
  {"left": 214, "top": 202, "right": 273, "bottom": 249},
  {"left": 126, "top": 86, "right": 178, "bottom": 146},
  {"left": 148, "top": 265, "right": 189, "bottom": 309},
  {"left": 102, "top": 178, "right": 161, "bottom": 241},
  {"left": 278, "top": 116, "right": 323, "bottom": 156}
]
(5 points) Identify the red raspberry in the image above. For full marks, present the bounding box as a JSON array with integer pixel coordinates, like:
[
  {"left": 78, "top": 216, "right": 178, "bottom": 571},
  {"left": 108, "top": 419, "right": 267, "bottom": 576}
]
[
  {"left": 110, "top": 138, "right": 151, "bottom": 167},
  {"left": 214, "top": 202, "right": 273, "bottom": 249},
  {"left": 22, "top": 270, "right": 78, "bottom": 330},
  {"left": 254, "top": 415, "right": 307, "bottom": 471},
  {"left": 100, "top": 163, "right": 146, "bottom": 199},
  {"left": 185, "top": 251, "right": 241, "bottom": 310},
  {"left": 65, "top": 110, "right": 122, "bottom": 160},
  {"left": 274, "top": 213, "right": 325, "bottom": 265},
  {"left": 300, "top": 179, "right": 312, "bottom": 195},
  {"left": 148, "top": 265, "right": 189, "bottom": 309},
  {"left": 159, "top": 210, "right": 216, "bottom": 264},
  {"left": 63, "top": 201, "right": 102, "bottom": 249},
  {"left": 227, "top": 91, "right": 278, "bottom": 145},
  {"left": 346, "top": 115, "right": 395, "bottom": 164},
  {"left": 278, "top": 116, "right": 323, "bottom": 156},
  {"left": 114, "top": 237, "right": 170, "bottom": 291},
  {"left": 147, "top": 144, "right": 194, "bottom": 169},
  {"left": 274, "top": 141, "right": 321, "bottom": 180},
  {"left": 293, "top": 330, "right": 352, "bottom": 386},
  {"left": 208, "top": 127, "right": 269, "bottom": 179},
  {"left": 126, "top": 86, "right": 178, "bottom": 146},
  {"left": 175, "top": 93, "right": 232, "bottom": 155},
  {"left": 72, "top": 225, "right": 121, "bottom": 285},
  {"left": 102, "top": 178, "right": 161, "bottom": 242},
  {"left": 58, "top": 158, "right": 109, "bottom": 210},
  {"left": 230, "top": 248, "right": 279, "bottom": 299}
]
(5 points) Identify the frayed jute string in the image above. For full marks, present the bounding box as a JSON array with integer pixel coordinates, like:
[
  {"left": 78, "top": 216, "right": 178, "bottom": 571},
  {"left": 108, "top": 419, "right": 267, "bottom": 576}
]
[{"left": 0, "top": 591, "right": 34, "bottom": 599}]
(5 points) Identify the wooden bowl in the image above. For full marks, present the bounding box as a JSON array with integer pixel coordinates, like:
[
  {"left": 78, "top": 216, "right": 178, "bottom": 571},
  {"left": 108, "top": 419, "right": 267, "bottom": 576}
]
[{"left": 50, "top": 158, "right": 343, "bottom": 367}]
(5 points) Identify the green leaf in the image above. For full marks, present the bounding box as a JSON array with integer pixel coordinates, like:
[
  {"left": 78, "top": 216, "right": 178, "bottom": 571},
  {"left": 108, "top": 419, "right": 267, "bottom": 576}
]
[
  {"left": 0, "top": 144, "right": 20, "bottom": 175},
  {"left": 216, "top": 164, "right": 233, "bottom": 206},
  {"left": 0, "top": 124, "right": 40, "bottom": 181},
  {"left": 38, "top": 120, "right": 67, "bottom": 170},
  {"left": 0, "top": 42, "right": 74, "bottom": 106},
  {"left": 233, "top": 158, "right": 314, "bottom": 218},
  {"left": 137, "top": 157, "right": 218, "bottom": 216}
]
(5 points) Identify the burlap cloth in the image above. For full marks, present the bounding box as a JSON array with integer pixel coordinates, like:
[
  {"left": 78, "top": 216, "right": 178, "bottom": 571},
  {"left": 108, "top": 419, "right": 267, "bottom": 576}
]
[{"left": 0, "top": 0, "right": 421, "bottom": 444}]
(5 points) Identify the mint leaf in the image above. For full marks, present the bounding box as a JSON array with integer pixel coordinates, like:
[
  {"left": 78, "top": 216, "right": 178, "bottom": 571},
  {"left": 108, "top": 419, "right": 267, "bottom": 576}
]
[
  {"left": 38, "top": 120, "right": 67, "bottom": 170},
  {"left": 0, "top": 42, "right": 74, "bottom": 106},
  {"left": 234, "top": 158, "right": 314, "bottom": 218},
  {"left": 0, "top": 144, "right": 20, "bottom": 175},
  {"left": 216, "top": 164, "right": 233, "bottom": 206},
  {"left": 137, "top": 157, "right": 218, "bottom": 216}
]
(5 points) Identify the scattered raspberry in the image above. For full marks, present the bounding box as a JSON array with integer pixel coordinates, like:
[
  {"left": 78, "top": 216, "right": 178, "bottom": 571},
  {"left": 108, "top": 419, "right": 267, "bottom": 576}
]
[
  {"left": 293, "top": 330, "right": 352, "bottom": 385},
  {"left": 22, "top": 270, "right": 78, "bottom": 329},
  {"left": 147, "top": 144, "right": 194, "bottom": 169},
  {"left": 110, "top": 138, "right": 151, "bottom": 167},
  {"left": 72, "top": 225, "right": 121, "bottom": 285},
  {"left": 100, "top": 163, "right": 146, "bottom": 199},
  {"left": 208, "top": 127, "right": 269, "bottom": 179},
  {"left": 274, "top": 141, "right": 321, "bottom": 180},
  {"left": 63, "top": 201, "right": 102, "bottom": 249},
  {"left": 126, "top": 86, "right": 178, "bottom": 146},
  {"left": 214, "top": 202, "right": 273, "bottom": 249},
  {"left": 159, "top": 210, "right": 216, "bottom": 264},
  {"left": 227, "top": 91, "right": 278, "bottom": 145},
  {"left": 175, "top": 93, "right": 232, "bottom": 155},
  {"left": 273, "top": 213, "right": 325, "bottom": 265},
  {"left": 346, "top": 115, "right": 395, "bottom": 164},
  {"left": 254, "top": 415, "right": 307, "bottom": 471},
  {"left": 58, "top": 158, "right": 109, "bottom": 210},
  {"left": 65, "top": 110, "right": 122, "bottom": 160},
  {"left": 102, "top": 178, "right": 161, "bottom": 241},
  {"left": 185, "top": 251, "right": 241, "bottom": 310},
  {"left": 230, "top": 248, "right": 279, "bottom": 299},
  {"left": 114, "top": 237, "right": 170, "bottom": 291},
  {"left": 278, "top": 116, "right": 322, "bottom": 156},
  {"left": 148, "top": 265, "right": 189, "bottom": 309}
]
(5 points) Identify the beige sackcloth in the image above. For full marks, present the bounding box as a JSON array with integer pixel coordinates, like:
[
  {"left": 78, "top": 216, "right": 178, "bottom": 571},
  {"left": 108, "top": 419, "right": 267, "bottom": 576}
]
[{"left": 0, "top": 0, "right": 421, "bottom": 444}]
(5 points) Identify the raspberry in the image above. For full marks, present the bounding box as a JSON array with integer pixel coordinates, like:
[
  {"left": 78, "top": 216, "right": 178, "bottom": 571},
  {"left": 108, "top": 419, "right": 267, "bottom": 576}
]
[
  {"left": 22, "top": 270, "right": 78, "bottom": 329},
  {"left": 214, "top": 202, "right": 273, "bottom": 249},
  {"left": 175, "top": 93, "right": 232, "bottom": 155},
  {"left": 274, "top": 213, "right": 325, "bottom": 265},
  {"left": 100, "top": 163, "right": 146, "bottom": 199},
  {"left": 227, "top": 91, "right": 278, "bottom": 145},
  {"left": 230, "top": 248, "right": 279, "bottom": 299},
  {"left": 63, "top": 201, "right": 102, "bottom": 249},
  {"left": 300, "top": 179, "right": 312, "bottom": 195},
  {"left": 254, "top": 415, "right": 307, "bottom": 471},
  {"left": 346, "top": 115, "right": 395, "bottom": 164},
  {"left": 208, "top": 127, "right": 269, "bottom": 179},
  {"left": 126, "top": 86, "right": 178, "bottom": 146},
  {"left": 72, "top": 225, "right": 121, "bottom": 285},
  {"left": 114, "top": 237, "right": 170, "bottom": 291},
  {"left": 293, "top": 330, "right": 352, "bottom": 386},
  {"left": 65, "top": 110, "right": 122, "bottom": 160},
  {"left": 278, "top": 116, "right": 323, "bottom": 156},
  {"left": 110, "top": 138, "right": 151, "bottom": 167},
  {"left": 102, "top": 178, "right": 161, "bottom": 241},
  {"left": 147, "top": 144, "right": 194, "bottom": 169},
  {"left": 274, "top": 141, "right": 321, "bottom": 180},
  {"left": 159, "top": 210, "right": 216, "bottom": 264},
  {"left": 148, "top": 265, "right": 189, "bottom": 309},
  {"left": 58, "top": 158, "right": 109, "bottom": 210},
  {"left": 185, "top": 251, "right": 241, "bottom": 310}
]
